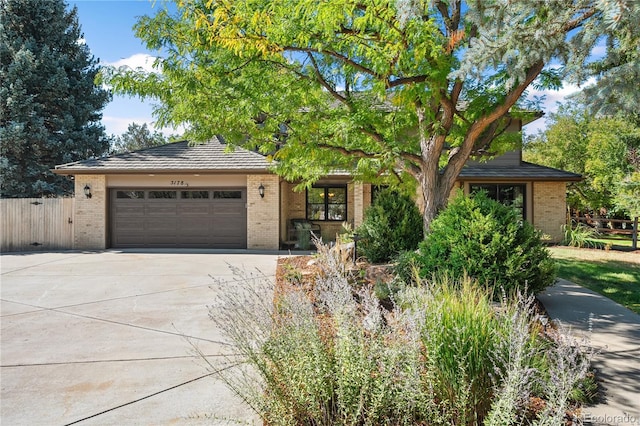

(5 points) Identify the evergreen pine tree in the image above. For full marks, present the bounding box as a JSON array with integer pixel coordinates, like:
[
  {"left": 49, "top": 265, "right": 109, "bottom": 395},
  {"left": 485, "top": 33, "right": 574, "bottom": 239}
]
[{"left": 0, "top": 0, "right": 111, "bottom": 197}]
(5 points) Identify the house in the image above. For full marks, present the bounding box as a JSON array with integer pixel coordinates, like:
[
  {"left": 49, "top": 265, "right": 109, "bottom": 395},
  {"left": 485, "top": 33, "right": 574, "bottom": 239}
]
[
  {"left": 455, "top": 150, "right": 581, "bottom": 240},
  {"left": 53, "top": 137, "right": 580, "bottom": 251}
]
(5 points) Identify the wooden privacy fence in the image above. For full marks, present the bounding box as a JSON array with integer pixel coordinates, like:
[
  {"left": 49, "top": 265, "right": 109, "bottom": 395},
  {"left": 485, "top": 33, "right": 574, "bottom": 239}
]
[
  {"left": 571, "top": 215, "right": 638, "bottom": 250},
  {"left": 1, "top": 198, "right": 74, "bottom": 252}
]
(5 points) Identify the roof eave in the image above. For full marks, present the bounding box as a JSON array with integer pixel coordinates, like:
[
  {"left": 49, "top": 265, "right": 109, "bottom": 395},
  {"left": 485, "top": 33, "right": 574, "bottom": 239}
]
[
  {"left": 457, "top": 175, "right": 582, "bottom": 182},
  {"left": 52, "top": 168, "right": 273, "bottom": 176}
]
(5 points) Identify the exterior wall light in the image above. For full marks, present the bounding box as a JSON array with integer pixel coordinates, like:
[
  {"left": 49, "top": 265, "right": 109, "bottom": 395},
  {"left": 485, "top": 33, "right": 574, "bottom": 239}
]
[
  {"left": 83, "top": 184, "right": 92, "bottom": 199},
  {"left": 258, "top": 183, "right": 265, "bottom": 198}
]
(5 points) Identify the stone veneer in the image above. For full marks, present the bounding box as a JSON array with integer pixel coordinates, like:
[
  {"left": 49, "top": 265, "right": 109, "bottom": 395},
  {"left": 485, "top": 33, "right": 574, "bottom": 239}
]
[
  {"left": 247, "top": 174, "right": 280, "bottom": 250},
  {"left": 74, "top": 175, "right": 107, "bottom": 250},
  {"left": 533, "top": 181, "right": 567, "bottom": 243}
]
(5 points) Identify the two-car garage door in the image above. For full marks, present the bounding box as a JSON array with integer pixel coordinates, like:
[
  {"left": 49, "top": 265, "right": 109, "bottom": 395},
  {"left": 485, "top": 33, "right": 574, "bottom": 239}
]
[{"left": 110, "top": 188, "right": 247, "bottom": 248}]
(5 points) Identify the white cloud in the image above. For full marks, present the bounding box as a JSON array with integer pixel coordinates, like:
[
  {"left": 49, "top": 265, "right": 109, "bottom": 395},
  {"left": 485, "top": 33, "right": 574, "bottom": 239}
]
[
  {"left": 103, "top": 115, "right": 147, "bottom": 135},
  {"left": 103, "top": 53, "right": 160, "bottom": 73},
  {"left": 590, "top": 42, "right": 607, "bottom": 59},
  {"left": 523, "top": 78, "right": 596, "bottom": 135},
  {"left": 103, "top": 115, "right": 184, "bottom": 138}
]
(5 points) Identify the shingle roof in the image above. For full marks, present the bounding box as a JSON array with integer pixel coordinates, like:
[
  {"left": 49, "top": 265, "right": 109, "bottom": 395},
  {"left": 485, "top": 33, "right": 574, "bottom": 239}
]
[
  {"left": 458, "top": 161, "right": 582, "bottom": 181},
  {"left": 54, "top": 138, "right": 273, "bottom": 174}
]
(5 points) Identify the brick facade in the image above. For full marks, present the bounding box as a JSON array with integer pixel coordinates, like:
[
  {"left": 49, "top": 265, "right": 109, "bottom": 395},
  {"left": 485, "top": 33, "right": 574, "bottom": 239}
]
[
  {"left": 533, "top": 181, "right": 567, "bottom": 243},
  {"left": 353, "top": 182, "right": 364, "bottom": 227},
  {"left": 67, "top": 173, "right": 569, "bottom": 250},
  {"left": 74, "top": 175, "right": 107, "bottom": 250},
  {"left": 247, "top": 174, "right": 280, "bottom": 250}
]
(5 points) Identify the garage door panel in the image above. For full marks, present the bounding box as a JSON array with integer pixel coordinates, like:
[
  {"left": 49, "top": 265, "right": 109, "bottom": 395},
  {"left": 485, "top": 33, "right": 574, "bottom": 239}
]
[
  {"left": 208, "top": 236, "right": 245, "bottom": 247},
  {"left": 111, "top": 188, "right": 247, "bottom": 249},
  {"left": 180, "top": 218, "right": 212, "bottom": 229},
  {"left": 177, "top": 205, "right": 210, "bottom": 215},
  {"left": 212, "top": 223, "right": 244, "bottom": 235},
  {"left": 145, "top": 232, "right": 181, "bottom": 245},
  {"left": 213, "top": 204, "right": 244, "bottom": 215},
  {"left": 146, "top": 219, "right": 178, "bottom": 232},
  {"left": 114, "top": 219, "right": 146, "bottom": 231},
  {"left": 177, "top": 236, "right": 211, "bottom": 245},
  {"left": 114, "top": 205, "right": 145, "bottom": 216},
  {"left": 145, "top": 205, "right": 177, "bottom": 216},
  {"left": 180, "top": 224, "right": 212, "bottom": 234},
  {"left": 114, "top": 234, "right": 146, "bottom": 245}
]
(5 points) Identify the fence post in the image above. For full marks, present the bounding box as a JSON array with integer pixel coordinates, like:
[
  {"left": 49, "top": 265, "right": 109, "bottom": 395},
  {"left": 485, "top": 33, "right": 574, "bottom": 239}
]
[{"left": 633, "top": 217, "right": 638, "bottom": 251}]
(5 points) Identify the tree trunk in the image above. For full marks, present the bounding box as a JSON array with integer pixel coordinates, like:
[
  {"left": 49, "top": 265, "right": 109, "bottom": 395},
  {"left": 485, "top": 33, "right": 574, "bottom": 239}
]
[
  {"left": 417, "top": 136, "right": 470, "bottom": 235},
  {"left": 418, "top": 160, "right": 454, "bottom": 235}
]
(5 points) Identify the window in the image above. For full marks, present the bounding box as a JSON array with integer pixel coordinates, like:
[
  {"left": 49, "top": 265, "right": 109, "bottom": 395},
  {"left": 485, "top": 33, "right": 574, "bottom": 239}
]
[
  {"left": 307, "top": 185, "right": 347, "bottom": 221},
  {"left": 148, "top": 190, "right": 177, "bottom": 199},
  {"left": 213, "top": 190, "right": 242, "bottom": 199},
  {"left": 116, "top": 190, "right": 144, "bottom": 199},
  {"left": 470, "top": 183, "right": 526, "bottom": 219},
  {"left": 181, "top": 190, "right": 209, "bottom": 199}
]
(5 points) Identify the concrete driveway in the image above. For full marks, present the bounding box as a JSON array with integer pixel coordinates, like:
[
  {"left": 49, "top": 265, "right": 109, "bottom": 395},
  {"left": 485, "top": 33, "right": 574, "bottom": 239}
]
[{"left": 1, "top": 250, "right": 279, "bottom": 425}]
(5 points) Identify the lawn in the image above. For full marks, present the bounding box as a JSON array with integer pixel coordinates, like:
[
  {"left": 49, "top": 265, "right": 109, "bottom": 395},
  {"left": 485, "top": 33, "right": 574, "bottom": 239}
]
[
  {"left": 590, "top": 234, "right": 636, "bottom": 250},
  {"left": 549, "top": 246, "right": 640, "bottom": 314}
]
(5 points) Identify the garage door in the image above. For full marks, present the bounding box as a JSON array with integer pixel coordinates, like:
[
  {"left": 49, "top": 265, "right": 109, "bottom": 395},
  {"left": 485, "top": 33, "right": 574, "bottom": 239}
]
[{"left": 110, "top": 189, "right": 247, "bottom": 248}]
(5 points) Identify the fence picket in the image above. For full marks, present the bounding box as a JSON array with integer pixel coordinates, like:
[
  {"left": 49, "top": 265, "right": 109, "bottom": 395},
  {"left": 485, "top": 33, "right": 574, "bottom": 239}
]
[{"left": 1, "top": 198, "right": 74, "bottom": 252}]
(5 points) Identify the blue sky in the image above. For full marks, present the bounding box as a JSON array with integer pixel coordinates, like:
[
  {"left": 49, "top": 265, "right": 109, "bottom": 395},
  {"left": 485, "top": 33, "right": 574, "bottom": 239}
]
[
  {"left": 69, "top": 0, "right": 585, "bottom": 138},
  {"left": 69, "top": 0, "right": 172, "bottom": 137}
]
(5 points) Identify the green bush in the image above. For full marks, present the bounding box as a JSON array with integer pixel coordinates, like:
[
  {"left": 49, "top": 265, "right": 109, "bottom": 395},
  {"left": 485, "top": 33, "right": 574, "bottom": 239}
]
[
  {"left": 402, "top": 191, "right": 556, "bottom": 296},
  {"left": 356, "top": 189, "right": 423, "bottom": 263}
]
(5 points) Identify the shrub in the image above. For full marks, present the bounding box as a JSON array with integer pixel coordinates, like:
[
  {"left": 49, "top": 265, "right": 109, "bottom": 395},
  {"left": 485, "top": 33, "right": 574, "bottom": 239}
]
[
  {"left": 204, "top": 242, "right": 592, "bottom": 426},
  {"left": 402, "top": 191, "right": 556, "bottom": 296},
  {"left": 562, "top": 222, "right": 603, "bottom": 249},
  {"left": 356, "top": 188, "right": 423, "bottom": 263}
]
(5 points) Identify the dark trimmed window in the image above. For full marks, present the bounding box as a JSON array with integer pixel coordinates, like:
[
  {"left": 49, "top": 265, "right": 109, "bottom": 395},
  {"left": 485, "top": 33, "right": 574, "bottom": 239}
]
[
  {"left": 181, "top": 190, "right": 209, "bottom": 199},
  {"left": 213, "top": 190, "right": 242, "bottom": 199},
  {"left": 116, "top": 190, "right": 144, "bottom": 199},
  {"left": 307, "top": 185, "right": 347, "bottom": 221},
  {"left": 148, "top": 190, "right": 177, "bottom": 199},
  {"left": 470, "top": 183, "right": 526, "bottom": 219}
]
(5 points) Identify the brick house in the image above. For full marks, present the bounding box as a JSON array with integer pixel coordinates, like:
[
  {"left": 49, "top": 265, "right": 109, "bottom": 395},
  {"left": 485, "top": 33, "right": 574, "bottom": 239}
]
[{"left": 53, "top": 138, "right": 580, "bottom": 250}]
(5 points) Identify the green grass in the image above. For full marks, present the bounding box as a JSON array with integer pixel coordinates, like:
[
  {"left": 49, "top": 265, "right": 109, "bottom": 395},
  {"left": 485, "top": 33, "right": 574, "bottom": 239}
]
[
  {"left": 549, "top": 247, "right": 640, "bottom": 314},
  {"left": 590, "top": 234, "right": 636, "bottom": 250}
]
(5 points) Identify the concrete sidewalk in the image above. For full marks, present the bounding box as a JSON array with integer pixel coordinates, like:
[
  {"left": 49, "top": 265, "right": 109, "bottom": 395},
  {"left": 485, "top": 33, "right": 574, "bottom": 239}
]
[
  {"left": 538, "top": 279, "right": 640, "bottom": 426},
  {"left": 1, "top": 250, "right": 280, "bottom": 425}
]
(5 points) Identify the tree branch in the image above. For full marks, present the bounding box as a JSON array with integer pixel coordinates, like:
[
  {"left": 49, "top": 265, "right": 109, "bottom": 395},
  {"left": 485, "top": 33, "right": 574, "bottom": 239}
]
[
  {"left": 316, "top": 143, "right": 378, "bottom": 159},
  {"left": 443, "top": 60, "right": 545, "bottom": 183},
  {"left": 564, "top": 7, "right": 598, "bottom": 32},
  {"left": 307, "top": 53, "right": 348, "bottom": 106},
  {"left": 283, "top": 46, "right": 383, "bottom": 79},
  {"left": 387, "top": 75, "right": 428, "bottom": 87}
]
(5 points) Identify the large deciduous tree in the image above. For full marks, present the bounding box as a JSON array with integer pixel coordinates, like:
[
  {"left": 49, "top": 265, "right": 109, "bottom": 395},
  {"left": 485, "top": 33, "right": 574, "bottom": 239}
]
[
  {"left": 524, "top": 102, "right": 640, "bottom": 217},
  {"left": 103, "top": 0, "right": 639, "bottom": 232},
  {"left": 0, "top": 0, "right": 111, "bottom": 198},
  {"left": 111, "top": 122, "right": 171, "bottom": 153}
]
